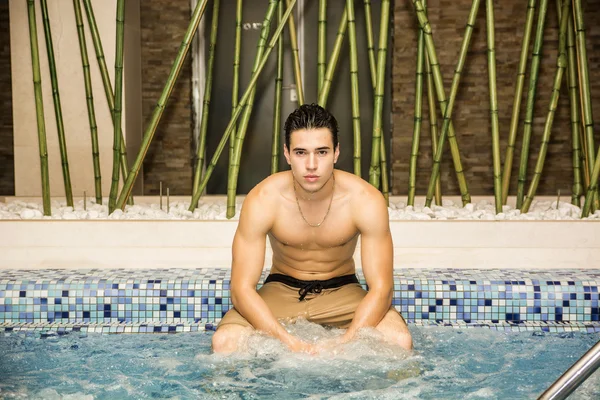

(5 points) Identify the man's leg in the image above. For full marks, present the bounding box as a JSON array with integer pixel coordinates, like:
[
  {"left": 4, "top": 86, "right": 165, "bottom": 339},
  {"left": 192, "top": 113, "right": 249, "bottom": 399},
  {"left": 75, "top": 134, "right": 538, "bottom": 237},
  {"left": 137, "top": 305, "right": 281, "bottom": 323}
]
[
  {"left": 212, "top": 282, "right": 307, "bottom": 353},
  {"left": 375, "top": 308, "right": 413, "bottom": 350},
  {"left": 212, "top": 321, "right": 254, "bottom": 353}
]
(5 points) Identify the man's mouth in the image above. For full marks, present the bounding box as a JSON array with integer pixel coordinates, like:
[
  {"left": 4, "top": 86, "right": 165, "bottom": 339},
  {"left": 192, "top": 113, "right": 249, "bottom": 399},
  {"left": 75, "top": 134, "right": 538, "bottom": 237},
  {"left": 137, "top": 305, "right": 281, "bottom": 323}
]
[{"left": 304, "top": 175, "right": 319, "bottom": 182}]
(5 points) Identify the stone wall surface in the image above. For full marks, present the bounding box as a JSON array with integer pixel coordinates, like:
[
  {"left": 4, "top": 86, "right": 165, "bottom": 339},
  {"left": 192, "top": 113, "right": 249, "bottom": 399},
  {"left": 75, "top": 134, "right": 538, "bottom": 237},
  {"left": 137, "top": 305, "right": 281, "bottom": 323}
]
[{"left": 140, "top": 0, "right": 193, "bottom": 195}]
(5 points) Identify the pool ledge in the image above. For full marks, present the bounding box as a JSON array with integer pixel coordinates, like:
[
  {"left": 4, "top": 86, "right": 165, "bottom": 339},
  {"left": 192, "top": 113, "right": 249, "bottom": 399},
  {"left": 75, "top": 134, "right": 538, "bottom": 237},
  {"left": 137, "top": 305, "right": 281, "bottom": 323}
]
[{"left": 1, "top": 219, "right": 599, "bottom": 270}]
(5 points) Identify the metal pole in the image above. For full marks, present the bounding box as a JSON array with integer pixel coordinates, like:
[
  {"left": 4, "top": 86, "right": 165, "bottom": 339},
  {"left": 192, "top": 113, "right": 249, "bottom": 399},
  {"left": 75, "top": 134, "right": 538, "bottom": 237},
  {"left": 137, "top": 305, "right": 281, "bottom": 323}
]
[{"left": 538, "top": 340, "right": 600, "bottom": 400}]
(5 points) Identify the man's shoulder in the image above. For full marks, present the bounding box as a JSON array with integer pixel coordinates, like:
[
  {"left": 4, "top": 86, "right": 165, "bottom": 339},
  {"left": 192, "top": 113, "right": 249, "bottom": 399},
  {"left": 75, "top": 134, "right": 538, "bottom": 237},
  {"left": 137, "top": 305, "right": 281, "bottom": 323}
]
[
  {"left": 336, "top": 170, "right": 384, "bottom": 201},
  {"left": 243, "top": 171, "right": 290, "bottom": 211}
]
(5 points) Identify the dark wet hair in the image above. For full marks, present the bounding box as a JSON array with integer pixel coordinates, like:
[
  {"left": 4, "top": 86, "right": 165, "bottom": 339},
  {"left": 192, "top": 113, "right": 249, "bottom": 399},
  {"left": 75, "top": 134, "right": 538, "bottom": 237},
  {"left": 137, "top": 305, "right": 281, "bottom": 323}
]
[{"left": 284, "top": 103, "right": 339, "bottom": 150}]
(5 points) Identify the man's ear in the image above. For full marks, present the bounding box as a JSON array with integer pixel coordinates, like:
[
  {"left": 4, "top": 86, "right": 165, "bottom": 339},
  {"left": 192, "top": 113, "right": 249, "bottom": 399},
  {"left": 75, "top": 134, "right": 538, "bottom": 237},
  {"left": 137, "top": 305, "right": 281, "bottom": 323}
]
[
  {"left": 333, "top": 143, "right": 340, "bottom": 164},
  {"left": 284, "top": 144, "right": 291, "bottom": 165}
]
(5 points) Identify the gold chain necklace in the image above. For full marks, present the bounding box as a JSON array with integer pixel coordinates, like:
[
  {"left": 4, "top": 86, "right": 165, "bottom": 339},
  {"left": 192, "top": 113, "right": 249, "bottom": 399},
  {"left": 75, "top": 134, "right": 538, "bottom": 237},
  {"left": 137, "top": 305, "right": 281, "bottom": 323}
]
[{"left": 293, "top": 173, "right": 335, "bottom": 228}]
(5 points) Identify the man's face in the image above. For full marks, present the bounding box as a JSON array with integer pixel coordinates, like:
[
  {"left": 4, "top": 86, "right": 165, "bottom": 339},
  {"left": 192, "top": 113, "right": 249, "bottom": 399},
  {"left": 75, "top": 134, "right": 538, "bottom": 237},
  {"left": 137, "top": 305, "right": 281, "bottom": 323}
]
[{"left": 284, "top": 128, "right": 340, "bottom": 194}]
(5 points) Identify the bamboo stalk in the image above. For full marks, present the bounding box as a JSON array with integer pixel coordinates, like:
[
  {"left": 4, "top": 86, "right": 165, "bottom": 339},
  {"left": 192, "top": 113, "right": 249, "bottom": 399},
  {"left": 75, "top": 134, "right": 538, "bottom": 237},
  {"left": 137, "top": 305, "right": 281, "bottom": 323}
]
[
  {"left": 369, "top": 0, "right": 390, "bottom": 189},
  {"left": 188, "top": 0, "right": 298, "bottom": 211},
  {"left": 516, "top": 0, "right": 548, "bottom": 209},
  {"left": 81, "top": 0, "right": 130, "bottom": 200},
  {"left": 380, "top": 134, "right": 389, "bottom": 204},
  {"left": 556, "top": 0, "right": 583, "bottom": 207},
  {"left": 318, "top": 0, "right": 327, "bottom": 94},
  {"left": 27, "top": 0, "right": 51, "bottom": 216},
  {"left": 412, "top": 0, "right": 473, "bottom": 207},
  {"left": 318, "top": 7, "right": 348, "bottom": 108},
  {"left": 227, "top": 1, "right": 278, "bottom": 218},
  {"left": 231, "top": 0, "right": 242, "bottom": 166},
  {"left": 192, "top": 0, "right": 220, "bottom": 195},
  {"left": 522, "top": 0, "right": 570, "bottom": 213},
  {"left": 109, "top": 0, "right": 125, "bottom": 213},
  {"left": 486, "top": 0, "right": 502, "bottom": 213},
  {"left": 501, "top": 0, "right": 536, "bottom": 204},
  {"left": 40, "top": 0, "right": 73, "bottom": 207},
  {"left": 286, "top": 0, "right": 304, "bottom": 105},
  {"left": 346, "top": 0, "right": 362, "bottom": 176},
  {"left": 408, "top": 14, "right": 425, "bottom": 206},
  {"left": 573, "top": 0, "right": 597, "bottom": 213},
  {"left": 425, "top": 52, "right": 442, "bottom": 205},
  {"left": 364, "top": 0, "right": 377, "bottom": 90},
  {"left": 272, "top": 0, "right": 284, "bottom": 175},
  {"left": 73, "top": 0, "right": 102, "bottom": 204},
  {"left": 116, "top": 0, "right": 210, "bottom": 210}
]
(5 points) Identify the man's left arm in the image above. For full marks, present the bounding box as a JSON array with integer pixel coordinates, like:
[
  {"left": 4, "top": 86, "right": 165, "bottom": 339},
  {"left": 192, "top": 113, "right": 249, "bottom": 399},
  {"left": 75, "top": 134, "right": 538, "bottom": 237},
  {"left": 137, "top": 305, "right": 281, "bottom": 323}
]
[{"left": 340, "top": 188, "right": 394, "bottom": 342}]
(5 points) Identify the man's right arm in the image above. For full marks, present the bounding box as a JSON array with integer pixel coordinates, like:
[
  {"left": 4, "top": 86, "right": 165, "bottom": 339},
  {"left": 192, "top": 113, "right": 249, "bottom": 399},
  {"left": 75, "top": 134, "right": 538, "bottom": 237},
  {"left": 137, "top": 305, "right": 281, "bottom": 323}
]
[{"left": 230, "top": 185, "right": 314, "bottom": 353}]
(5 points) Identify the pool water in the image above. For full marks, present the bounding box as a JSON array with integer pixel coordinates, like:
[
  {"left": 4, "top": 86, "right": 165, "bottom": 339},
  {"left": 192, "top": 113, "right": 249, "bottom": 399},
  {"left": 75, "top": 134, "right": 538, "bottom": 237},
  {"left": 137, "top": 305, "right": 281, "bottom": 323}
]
[{"left": 1, "top": 320, "right": 599, "bottom": 399}]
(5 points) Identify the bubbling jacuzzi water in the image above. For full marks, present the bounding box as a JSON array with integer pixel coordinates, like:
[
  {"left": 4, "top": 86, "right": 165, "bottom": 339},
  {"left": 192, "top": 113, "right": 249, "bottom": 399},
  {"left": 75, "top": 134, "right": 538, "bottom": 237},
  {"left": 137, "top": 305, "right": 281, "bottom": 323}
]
[{"left": 1, "top": 319, "right": 599, "bottom": 399}]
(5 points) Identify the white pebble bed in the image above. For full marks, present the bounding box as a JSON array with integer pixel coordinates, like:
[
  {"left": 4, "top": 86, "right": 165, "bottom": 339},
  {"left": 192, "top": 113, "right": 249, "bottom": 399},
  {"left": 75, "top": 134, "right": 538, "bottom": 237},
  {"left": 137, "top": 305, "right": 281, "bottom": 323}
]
[{"left": 1, "top": 198, "right": 599, "bottom": 220}]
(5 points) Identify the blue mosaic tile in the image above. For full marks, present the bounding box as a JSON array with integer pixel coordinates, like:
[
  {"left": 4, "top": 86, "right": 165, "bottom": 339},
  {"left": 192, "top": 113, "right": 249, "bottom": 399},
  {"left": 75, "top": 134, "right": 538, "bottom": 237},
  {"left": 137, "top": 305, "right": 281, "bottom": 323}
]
[{"left": 0, "top": 268, "right": 599, "bottom": 333}]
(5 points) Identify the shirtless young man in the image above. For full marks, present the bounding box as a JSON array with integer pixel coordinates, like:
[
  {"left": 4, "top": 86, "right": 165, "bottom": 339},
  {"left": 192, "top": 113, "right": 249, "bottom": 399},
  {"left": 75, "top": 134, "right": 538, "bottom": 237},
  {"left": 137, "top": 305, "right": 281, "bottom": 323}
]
[{"left": 211, "top": 104, "right": 413, "bottom": 353}]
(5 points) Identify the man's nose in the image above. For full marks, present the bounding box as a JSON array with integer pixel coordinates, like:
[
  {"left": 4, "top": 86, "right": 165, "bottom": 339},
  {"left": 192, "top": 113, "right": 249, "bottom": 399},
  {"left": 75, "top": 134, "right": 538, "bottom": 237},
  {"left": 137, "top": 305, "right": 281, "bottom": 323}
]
[{"left": 306, "top": 153, "right": 317, "bottom": 170}]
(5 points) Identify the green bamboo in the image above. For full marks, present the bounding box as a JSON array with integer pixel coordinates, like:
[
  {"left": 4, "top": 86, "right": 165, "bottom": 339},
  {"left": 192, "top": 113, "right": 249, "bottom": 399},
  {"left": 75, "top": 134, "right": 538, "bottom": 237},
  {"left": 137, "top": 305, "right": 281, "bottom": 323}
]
[
  {"left": 73, "top": 0, "right": 102, "bottom": 204},
  {"left": 521, "top": 0, "right": 570, "bottom": 213},
  {"left": 116, "top": 0, "right": 210, "bottom": 210},
  {"left": 271, "top": 0, "right": 284, "bottom": 174},
  {"left": 188, "top": 0, "right": 298, "bottom": 211},
  {"left": 380, "top": 133, "right": 389, "bottom": 204},
  {"left": 407, "top": 15, "right": 425, "bottom": 206},
  {"left": 192, "top": 0, "right": 220, "bottom": 195},
  {"left": 516, "top": 0, "right": 548, "bottom": 209},
  {"left": 369, "top": 0, "right": 390, "bottom": 188},
  {"left": 501, "top": 0, "right": 536, "bottom": 204},
  {"left": 317, "top": 0, "right": 327, "bottom": 93},
  {"left": 27, "top": 0, "right": 51, "bottom": 216},
  {"left": 286, "top": 0, "right": 304, "bottom": 105},
  {"left": 412, "top": 0, "right": 473, "bottom": 207},
  {"left": 486, "top": 0, "right": 502, "bottom": 213},
  {"left": 227, "top": 0, "right": 279, "bottom": 219},
  {"left": 109, "top": 0, "right": 125, "bottom": 213},
  {"left": 346, "top": 0, "right": 362, "bottom": 176},
  {"left": 81, "top": 0, "right": 130, "bottom": 199},
  {"left": 556, "top": 0, "right": 583, "bottom": 207},
  {"left": 318, "top": 7, "right": 348, "bottom": 107},
  {"left": 363, "top": 0, "right": 377, "bottom": 90},
  {"left": 40, "top": 0, "right": 73, "bottom": 207},
  {"left": 573, "top": 0, "right": 597, "bottom": 213},
  {"left": 425, "top": 52, "right": 442, "bottom": 205},
  {"left": 231, "top": 0, "right": 242, "bottom": 166}
]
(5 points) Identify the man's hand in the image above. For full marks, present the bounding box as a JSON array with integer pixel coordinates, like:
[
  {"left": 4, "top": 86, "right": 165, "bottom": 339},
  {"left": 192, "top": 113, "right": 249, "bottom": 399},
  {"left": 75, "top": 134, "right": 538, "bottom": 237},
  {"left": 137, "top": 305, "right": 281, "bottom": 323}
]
[{"left": 284, "top": 335, "right": 318, "bottom": 354}]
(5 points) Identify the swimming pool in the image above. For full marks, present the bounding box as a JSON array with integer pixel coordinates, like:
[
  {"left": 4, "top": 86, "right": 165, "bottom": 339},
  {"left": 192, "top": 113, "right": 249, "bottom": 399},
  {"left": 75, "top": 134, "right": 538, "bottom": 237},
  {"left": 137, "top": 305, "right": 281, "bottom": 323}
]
[
  {"left": 1, "top": 323, "right": 599, "bottom": 399},
  {"left": 0, "top": 267, "right": 599, "bottom": 399}
]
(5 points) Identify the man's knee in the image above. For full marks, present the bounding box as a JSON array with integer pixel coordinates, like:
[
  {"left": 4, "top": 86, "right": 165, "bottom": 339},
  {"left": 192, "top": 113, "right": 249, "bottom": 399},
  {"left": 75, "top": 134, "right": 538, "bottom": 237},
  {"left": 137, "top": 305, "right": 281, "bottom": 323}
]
[{"left": 211, "top": 325, "right": 251, "bottom": 353}]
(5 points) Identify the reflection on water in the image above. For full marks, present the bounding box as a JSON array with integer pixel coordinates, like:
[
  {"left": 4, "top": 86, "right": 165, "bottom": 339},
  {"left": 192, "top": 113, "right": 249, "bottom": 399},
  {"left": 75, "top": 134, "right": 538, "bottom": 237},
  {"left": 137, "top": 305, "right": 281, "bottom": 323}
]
[{"left": 0, "top": 321, "right": 599, "bottom": 399}]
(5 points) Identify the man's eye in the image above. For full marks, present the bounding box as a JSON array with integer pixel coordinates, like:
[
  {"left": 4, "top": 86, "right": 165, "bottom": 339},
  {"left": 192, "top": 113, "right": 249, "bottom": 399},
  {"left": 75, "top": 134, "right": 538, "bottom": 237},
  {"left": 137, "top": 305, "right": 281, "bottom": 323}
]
[
  {"left": 318, "top": 151, "right": 328, "bottom": 156},
  {"left": 295, "top": 151, "right": 304, "bottom": 155}
]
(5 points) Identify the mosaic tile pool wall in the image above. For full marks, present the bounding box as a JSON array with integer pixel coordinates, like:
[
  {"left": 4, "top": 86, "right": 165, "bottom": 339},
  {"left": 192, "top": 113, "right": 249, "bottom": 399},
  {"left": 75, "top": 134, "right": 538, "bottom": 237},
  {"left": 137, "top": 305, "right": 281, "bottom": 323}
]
[{"left": 1, "top": 268, "right": 599, "bottom": 333}]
